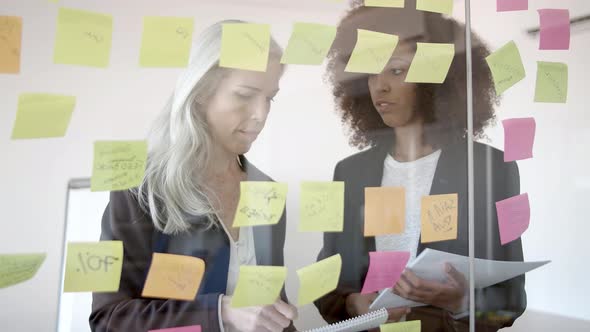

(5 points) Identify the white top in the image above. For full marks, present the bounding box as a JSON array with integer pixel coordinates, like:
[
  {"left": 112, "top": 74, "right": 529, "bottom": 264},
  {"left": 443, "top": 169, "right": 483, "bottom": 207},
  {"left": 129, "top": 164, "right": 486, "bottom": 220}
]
[{"left": 376, "top": 150, "right": 441, "bottom": 260}]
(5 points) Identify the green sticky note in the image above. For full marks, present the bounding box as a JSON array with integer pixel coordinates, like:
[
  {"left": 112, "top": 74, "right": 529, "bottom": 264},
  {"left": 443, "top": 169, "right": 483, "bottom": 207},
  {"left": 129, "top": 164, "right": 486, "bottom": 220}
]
[
  {"left": 299, "top": 181, "right": 344, "bottom": 232},
  {"left": 231, "top": 265, "right": 287, "bottom": 308},
  {"left": 381, "top": 320, "right": 421, "bottom": 332},
  {"left": 233, "top": 182, "right": 288, "bottom": 227},
  {"left": 220, "top": 23, "right": 270, "bottom": 72},
  {"left": 345, "top": 29, "right": 399, "bottom": 74},
  {"left": 281, "top": 22, "right": 336, "bottom": 65},
  {"left": 416, "top": 0, "right": 453, "bottom": 14},
  {"left": 534, "top": 61, "right": 568, "bottom": 103},
  {"left": 91, "top": 141, "right": 148, "bottom": 192},
  {"left": 53, "top": 7, "right": 113, "bottom": 67},
  {"left": 64, "top": 241, "right": 123, "bottom": 292},
  {"left": 365, "top": 0, "right": 405, "bottom": 8},
  {"left": 0, "top": 253, "right": 46, "bottom": 289},
  {"left": 11, "top": 93, "right": 76, "bottom": 139},
  {"left": 405, "top": 42, "right": 455, "bottom": 83},
  {"left": 486, "top": 40, "right": 526, "bottom": 95},
  {"left": 139, "top": 16, "right": 194, "bottom": 67},
  {"left": 297, "top": 254, "right": 342, "bottom": 305}
]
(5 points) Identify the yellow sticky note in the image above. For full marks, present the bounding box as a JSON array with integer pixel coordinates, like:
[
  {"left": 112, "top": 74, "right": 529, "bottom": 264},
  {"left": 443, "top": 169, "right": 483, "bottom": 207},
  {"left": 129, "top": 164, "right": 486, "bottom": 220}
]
[
  {"left": 486, "top": 40, "right": 526, "bottom": 95},
  {"left": 345, "top": 29, "right": 399, "bottom": 74},
  {"left": 91, "top": 140, "right": 148, "bottom": 192},
  {"left": 534, "top": 61, "right": 568, "bottom": 103},
  {"left": 297, "top": 254, "right": 342, "bottom": 305},
  {"left": 364, "top": 187, "right": 405, "bottom": 237},
  {"left": 0, "top": 16, "right": 22, "bottom": 73},
  {"left": 405, "top": 43, "right": 454, "bottom": 83},
  {"left": 53, "top": 7, "right": 113, "bottom": 67},
  {"left": 416, "top": 0, "right": 453, "bottom": 15},
  {"left": 421, "top": 193, "right": 458, "bottom": 243},
  {"left": 299, "top": 181, "right": 344, "bottom": 232},
  {"left": 220, "top": 23, "right": 270, "bottom": 72},
  {"left": 11, "top": 93, "right": 76, "bottom": 139},
  {"left": 0, "top": 253, "right": 46, "bottom": 289},
  {"left": 142, "top": 253, "right": 205, "bottom": 301},
  {"left": 233, "top": 182, "right": 288, "bottom": 227},
  {"left": 281, "top": 22, "right": 336, "bottom": 65},
  {"left": 381, "top": 320, "right": 421, "bottom": 332},
  {"left": 64, "top": 241, "right": 123, "bottom": 292},
  {"left": 365, "top": 0, "right": 405, "bottom": 8},
  {"left": 139, "top": 16, "right": 194, "bottom": 67},
  {"left": 231, "top": 265, "right": 287, "bottom": 308}
]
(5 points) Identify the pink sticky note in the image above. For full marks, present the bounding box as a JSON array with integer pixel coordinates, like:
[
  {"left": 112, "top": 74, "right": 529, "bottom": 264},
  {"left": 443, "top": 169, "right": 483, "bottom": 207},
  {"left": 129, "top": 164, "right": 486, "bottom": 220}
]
[
  {"left": 502, "top": 118, "right": 536, "bottom": 162},
  {"left": 496, "top": 193, "right": 530, "bottom": 245},
  {"left": 497, "top": 0, "right": 528, "bottom": 12},
  {"left": 361, "top": 251, "right": 410, "bottom": 294},
  {"left": 149, "top": 326, "right": 202, "bottom": 332},
  {"left": 538, "top": 9, "right": 570, "bottom": 50}
]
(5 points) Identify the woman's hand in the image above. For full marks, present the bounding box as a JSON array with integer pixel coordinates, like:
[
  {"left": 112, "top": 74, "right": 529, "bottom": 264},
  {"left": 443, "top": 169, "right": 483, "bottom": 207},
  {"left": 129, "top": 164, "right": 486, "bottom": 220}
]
[
  {"left": 393, "top": 263, "right": 468, "bottom": 313},
  {"left": 221, "top": 296, "right": 298, "bottom": 332},
  {"left": 346, "top": 292, "right": 409, "bottom": 328}
]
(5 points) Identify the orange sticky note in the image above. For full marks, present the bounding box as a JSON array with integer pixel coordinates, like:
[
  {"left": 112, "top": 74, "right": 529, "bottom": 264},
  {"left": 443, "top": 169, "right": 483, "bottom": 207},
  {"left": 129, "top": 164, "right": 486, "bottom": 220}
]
[
  {"left": 364, "top": 187, "right": 405, "bottom": 236},
  {"left": 142, "top": 253, "right": 205, "bottom": 301},
  {"left": 421, "top": 194, "right": 458, "bottom": 243},
  {"left": 0, "top": 16, "right": 22, "bottom": 73}
]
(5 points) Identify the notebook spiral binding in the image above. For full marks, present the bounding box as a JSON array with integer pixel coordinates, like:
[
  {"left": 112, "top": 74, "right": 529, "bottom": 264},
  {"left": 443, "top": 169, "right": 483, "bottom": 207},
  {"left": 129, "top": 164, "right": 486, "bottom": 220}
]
[{"left": 301, "top": 308, "right": 388, "bottom": 332}]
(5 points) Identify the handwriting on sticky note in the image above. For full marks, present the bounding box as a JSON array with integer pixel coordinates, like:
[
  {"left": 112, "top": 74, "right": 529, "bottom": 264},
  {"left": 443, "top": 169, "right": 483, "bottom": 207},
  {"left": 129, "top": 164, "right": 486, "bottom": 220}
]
[
  {"left": 0, "top": 16, "right": 22, "bottom": 73},
  {"left": 502, "top": 117, "right": 536, "bottom": 162},
  {"left": 421, "top": 194, "right": 458, "bottom": 243},
  {"left": 233, "top": 182, "right": 287, "bottom": 227},
  {"left": 365, "top": 0, "right": 405, "bottom": 8},
  {"left": 64, "top": 241, "right": 122, "bottom": 292},
  {"left": 91, "top": 140, "right": 148, "bottom": 192},
  {"left": 281, "top": 22, "right": 336, "bottom": 65},
  {"left": 538, "top": 9, "right": 570, "bottom": 50},
  {"left": 381, "top": 320, "right": 421, "bottom": 332},
  {"left": 231, "top": 265, "right": 287, "bottom": 308},
  {"left": 142, "top": 253, "right": 205, "bottom": 301},
  {"left": 149, "top": 326, "right": 201, "bottom": 332},
  {"left": 220, "top": 23, "right": 270, "bottom": 72},
  {"left": 496, "top": 193, "right": 530, "bottom": 245},
  {"left": 361, "top": 251, "right": 409, "bottom": 294},
  {"left": 297, "top": 254, "right": 341, "bottom": 305},
  {"left": 0, "top": 253, "right": 46, "bottom": 289},
  {"left": 364, "top": 187, "right": 405, "bottom": 236},
  {"left": 139, "top": 16, "right": 194, "bottom": 67},
  {"left": 497, "top": 0, "right": 527, "bottom": 12},
  {"left": 405, "top": 43, "right": 454, "bottom": 84},
  {"left": 416, "top": 0, "right": 453, "bottom": 15},
  {"left": 53, "top": 7, "right": 113, "bottom": 67},
  {"left": 486, "top": 40, "right": 526, "bottom": 95},
  {"left": 535, "top": 61, "right": 568, "bottom": 103},
  {"left": 345, "top": 29, "right": 399, "bottom": 74},
  {"left": 299, "top": 181, "right": 344, "bottom": 232},
  {"left": 11, "top": 93, "right": 76, "bottom": 139}
]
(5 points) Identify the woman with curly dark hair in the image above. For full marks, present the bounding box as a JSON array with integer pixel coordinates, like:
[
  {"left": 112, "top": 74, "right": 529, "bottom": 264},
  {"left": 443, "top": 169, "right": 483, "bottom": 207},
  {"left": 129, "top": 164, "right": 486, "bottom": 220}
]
[{"left": 315, "top": 2, "right": 526, "bottom": 331}]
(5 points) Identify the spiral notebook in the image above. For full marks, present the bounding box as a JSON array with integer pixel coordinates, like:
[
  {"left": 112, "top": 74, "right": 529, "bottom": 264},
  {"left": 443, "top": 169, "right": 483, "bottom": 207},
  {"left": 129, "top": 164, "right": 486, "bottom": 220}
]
[{"left": 302, "top": 308, "right": 388, "bottom": 332}]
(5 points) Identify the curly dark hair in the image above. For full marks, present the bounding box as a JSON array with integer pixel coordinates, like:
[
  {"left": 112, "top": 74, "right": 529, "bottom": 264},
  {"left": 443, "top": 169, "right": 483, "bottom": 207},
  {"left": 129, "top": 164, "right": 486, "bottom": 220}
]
[{"left": 326, "top": 2, "right": 499, "bottom": 149}]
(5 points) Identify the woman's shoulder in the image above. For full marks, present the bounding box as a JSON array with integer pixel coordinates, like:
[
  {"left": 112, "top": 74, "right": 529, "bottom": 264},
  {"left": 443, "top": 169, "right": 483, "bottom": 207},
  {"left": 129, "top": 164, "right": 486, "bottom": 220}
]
[{"left": 335, "top": 145, "right": 384, "bottom": 171}]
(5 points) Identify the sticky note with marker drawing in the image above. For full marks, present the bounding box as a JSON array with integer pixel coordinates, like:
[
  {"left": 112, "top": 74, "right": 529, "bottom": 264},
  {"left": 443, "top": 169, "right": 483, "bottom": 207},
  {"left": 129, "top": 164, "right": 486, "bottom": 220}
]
[
  {"left": 361, "top": 251, "right": 409, "bottom": 294},
  {"left": 299, "top": 181, "right": 344, "bottom": 232},
  {"left": 64, "top": 241, "right": 123, "bottom": 292},
  {"left": 502, "top": 117, "right": 536, "bottom": 162},
  {"left": 381, "top": 320, "right": 421, "bottom": 332},
  {"left": 297, "top": 254, "right": 342, "bottom": 305},
  {"left": 0, "top": 253, "right": 46, "bottom": 289},
  {"left": 405, "top": 42, "right": 454, "bottom": 84},
  {"left": 420, "top": 193, "right": 458, "bottom": 243},
  {"left": 142, "top": 253, "right": 205, "bottom": 301},
  {"left": 416, "top": 0, "right": 453, "bottom": 15},
  {"left": 91, "top": 140, "right": 148, "bottom": 192},
  {"left": 280, "top": 22, "right": 336, "bottom": 65},
  {"left": 149, "top": 326, "right": 201, "bottom": 332},
  {"left": 231, "top": 265, "right": 287, "bottom": 307},
  {"left": 538, "top": 9, "right": 570, "bottom": 50},
  {"left": 497, "top": 0, "right": 528, "bottom": 12},
  {"left": 139, "top": 16, "right": 194, "bottom": 67},
  {"left": 53, "top": 7, "right": 113, "bottom": 67},
  {"left": 0, "top": 16, "right": 22, "bottom": 73},
  {"left": 11, "top": 93, "right": 76, "bottom": 139},
  {"left": 345, "top": 29, "right": 399, "bottom": 74},
  {"left": 233, "top": 182, "right": 288, "bottom": 227},
  {"left": 364, "top": 187, "right": 405, "bottom": 237},
  {"left": 364, "top": 0, "right": 405, "bottom": 8},
  {"left": 220, "top": 23, "right": 270, "bottom": 72},
  {"left": 496, "top": 193, "right": 530, "bottom": 245},
  {"left": 535, "top": 61, "right": 568, "bottom": 103},
  {"left": 486, "top": 41, "right": 526, "bottom": 95}
]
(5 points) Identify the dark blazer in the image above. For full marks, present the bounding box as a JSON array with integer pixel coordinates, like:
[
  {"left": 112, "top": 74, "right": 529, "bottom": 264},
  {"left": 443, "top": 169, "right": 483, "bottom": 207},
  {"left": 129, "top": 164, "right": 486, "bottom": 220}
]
[
  {"left": 90, "top": 157, "right": 290, "bottom": 332},
  {"left": 315, "top": 140, "right": 526, "bottom": 331}
]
